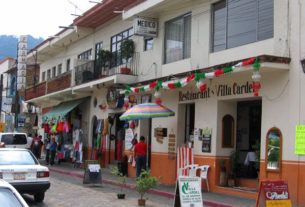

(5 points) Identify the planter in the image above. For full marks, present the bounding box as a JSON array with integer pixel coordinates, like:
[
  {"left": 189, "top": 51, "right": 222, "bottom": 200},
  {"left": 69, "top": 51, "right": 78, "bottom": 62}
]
[
  {"left": 117, "top": 193, "right": 125, "bottom": 199},
  {"left": 121, "top": 67, "right": 131, "bottom": 74},
  {"left": 138, "top": 199, "right": 146, "bottom": 206}
]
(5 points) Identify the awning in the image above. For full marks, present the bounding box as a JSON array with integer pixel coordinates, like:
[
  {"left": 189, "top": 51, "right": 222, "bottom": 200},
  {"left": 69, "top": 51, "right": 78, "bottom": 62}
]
[{"left": 42, "top": 98, "right": 85, "bottom": 122}]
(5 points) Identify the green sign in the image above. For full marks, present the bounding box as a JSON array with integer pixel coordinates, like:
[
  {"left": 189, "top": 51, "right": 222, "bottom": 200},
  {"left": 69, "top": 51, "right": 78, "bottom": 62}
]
[
  {"left": 178, "top": 177, "right": 203, "bottom": 207},
  {"left": 295, "top": 125, "right": 305, "bottom": 154}
]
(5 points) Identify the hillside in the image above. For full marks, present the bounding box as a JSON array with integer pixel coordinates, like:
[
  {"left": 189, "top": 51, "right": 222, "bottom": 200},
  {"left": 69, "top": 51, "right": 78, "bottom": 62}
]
[{"left": 0, "top": 35, "right": 44, "bottom": 62}]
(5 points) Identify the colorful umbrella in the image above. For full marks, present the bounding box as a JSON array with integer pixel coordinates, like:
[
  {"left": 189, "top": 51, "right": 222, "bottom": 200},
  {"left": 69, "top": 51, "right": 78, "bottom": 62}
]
[{"left": 119, "top": 103, "right": 175, "bottom": 120}]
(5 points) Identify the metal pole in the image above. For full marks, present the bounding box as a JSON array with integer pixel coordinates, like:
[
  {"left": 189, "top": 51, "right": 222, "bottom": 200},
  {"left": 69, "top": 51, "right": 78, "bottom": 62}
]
[{"left": 15, "top": 43, "right": 19, "bottom": 131}]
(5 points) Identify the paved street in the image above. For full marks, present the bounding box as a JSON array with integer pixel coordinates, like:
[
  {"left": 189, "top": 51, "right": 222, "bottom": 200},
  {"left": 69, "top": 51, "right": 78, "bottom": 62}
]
[{"left": 22, "top": 171, "right": 173, "bottom": 207}]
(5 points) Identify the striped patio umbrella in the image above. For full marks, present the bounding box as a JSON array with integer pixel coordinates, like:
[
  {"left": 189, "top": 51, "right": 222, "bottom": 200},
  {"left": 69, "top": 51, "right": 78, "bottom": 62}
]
[{"left": 119, "top": 103, "right": 175, "bottom": 121}]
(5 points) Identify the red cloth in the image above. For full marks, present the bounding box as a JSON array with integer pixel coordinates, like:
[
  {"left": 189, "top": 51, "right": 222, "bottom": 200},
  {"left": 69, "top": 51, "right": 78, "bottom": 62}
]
[
  {"left": 116, "top": 140, "right": 123, "bottom": 161},
  {"left": 134, "top": 141, "right": 147, "bottom": 156}
]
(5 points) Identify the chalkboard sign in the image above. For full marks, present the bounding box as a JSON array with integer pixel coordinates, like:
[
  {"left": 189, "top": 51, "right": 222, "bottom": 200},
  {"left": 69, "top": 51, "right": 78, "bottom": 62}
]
[{"left": 256, "top": 180, "right": 292, "bottom": 207}]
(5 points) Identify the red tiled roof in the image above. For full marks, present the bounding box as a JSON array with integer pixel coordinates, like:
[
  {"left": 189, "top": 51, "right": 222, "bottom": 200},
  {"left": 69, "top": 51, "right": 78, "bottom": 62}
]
[
  {"left": 73, "top": 0, "right": 146, "bottom": 28},
  {"left": 0, "top": 57, "right": 14, "bottom": 65}
]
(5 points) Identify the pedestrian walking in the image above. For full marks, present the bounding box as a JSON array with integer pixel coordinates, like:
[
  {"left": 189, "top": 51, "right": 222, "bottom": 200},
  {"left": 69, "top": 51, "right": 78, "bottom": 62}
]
[
  {"left": 49, "top": 137, "right": 57, "bottom": 165},
  {"left": 30, "top": 134, "right": 43, "bottom": 159},
  {"left": 133, "top": 136, "right": 147, "bottom": 178},
  {"left": 45, "top": 138, "right": 51, "bottom": 164}
]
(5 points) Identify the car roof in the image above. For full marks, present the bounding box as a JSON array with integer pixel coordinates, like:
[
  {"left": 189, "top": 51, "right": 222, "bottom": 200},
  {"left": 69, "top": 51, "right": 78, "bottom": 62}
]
[
  {"left": 0, "top": 148, "right": 29, "bottom": 151},
  {"left": 0, "top": 132, "right": 27, "bottom": 135}
]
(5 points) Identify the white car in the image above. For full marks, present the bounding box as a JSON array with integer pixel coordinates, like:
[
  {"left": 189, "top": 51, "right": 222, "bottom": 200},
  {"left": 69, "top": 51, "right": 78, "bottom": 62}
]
[
  {"left": 0, "top": 148, "right": 50, "bottom": 202},
  {"left": 0, "top": 179, "right": 28, "bottom": 207},
  {"left": 0, "top": 133, "right": 28, "bottom": 149}
]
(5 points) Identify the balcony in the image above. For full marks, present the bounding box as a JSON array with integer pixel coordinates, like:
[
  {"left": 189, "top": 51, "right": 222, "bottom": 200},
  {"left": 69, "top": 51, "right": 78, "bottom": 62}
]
[
  {"left": 74, "top": 52, "right": 139, "bottom": 85},
  {"left": 25, "top": 82, "right": 46, "bottom": 101},
  {"left": 25, "top": 72, "right": 71, "bottom": 101}
]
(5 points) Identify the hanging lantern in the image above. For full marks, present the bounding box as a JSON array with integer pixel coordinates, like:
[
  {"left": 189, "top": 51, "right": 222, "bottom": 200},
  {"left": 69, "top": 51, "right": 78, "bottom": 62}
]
[
  {"left": 154, "top": 91, "right": 161, "bottom": 98},
  {"left": 196, "top": 80, "right": 204, "bottom": 89},
  {"left": 251, "top": 58, "right": 261, "bottom": 96}
]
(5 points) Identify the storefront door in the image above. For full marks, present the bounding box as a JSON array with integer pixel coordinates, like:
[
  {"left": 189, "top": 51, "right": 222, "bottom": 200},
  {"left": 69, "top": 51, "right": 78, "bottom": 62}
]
[
  {"left": 114, "top": 114, "right": 125, "bottom": 161},
  {"left": 236, "top": 100, "right": 261, "bottom": 179},
  {"left": 177, "top": 103, "right": 195, "bottom": 147}
]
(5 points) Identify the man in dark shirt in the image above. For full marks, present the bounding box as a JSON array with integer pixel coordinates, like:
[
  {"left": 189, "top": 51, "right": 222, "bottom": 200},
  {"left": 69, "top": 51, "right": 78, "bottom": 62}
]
[{"left": 133, "top": 136, "right": 147, "bottom": 178}]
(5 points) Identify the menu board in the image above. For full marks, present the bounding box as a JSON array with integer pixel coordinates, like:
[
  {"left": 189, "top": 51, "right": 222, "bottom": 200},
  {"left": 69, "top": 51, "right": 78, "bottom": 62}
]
[
  {"left": 202, "top": 128, "right": 212, "bottom": 153},
  {"left": 256, "top": 180, "right": 292, "bottom": 207}
]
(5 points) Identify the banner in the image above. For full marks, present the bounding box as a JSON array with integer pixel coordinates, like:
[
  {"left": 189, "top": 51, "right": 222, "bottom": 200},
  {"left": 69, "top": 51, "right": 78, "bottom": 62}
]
[
  {"left": 17, "top": 35, "right": 28, "bottom": 91},
  {"left": 2, "top": 97, "right": 13, "bottom": 113}
]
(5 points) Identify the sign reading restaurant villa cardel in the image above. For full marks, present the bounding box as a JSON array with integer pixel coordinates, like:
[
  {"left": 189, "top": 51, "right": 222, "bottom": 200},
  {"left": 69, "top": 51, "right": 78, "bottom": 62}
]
[{"left": 179, "top": 81, "right": 253, "bottom": 101}]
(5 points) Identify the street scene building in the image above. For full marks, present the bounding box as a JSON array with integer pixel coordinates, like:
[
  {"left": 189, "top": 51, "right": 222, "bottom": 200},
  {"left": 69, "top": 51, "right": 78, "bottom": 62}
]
[{"left": 19, "top": 0, "right": 305, "bottom": 206}]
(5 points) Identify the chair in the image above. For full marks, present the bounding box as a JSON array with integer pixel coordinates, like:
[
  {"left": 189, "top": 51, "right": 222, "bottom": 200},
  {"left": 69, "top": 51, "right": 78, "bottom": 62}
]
[
  {"left": 186, "top": 164, "right": 199, "bottom": 177},
  {"left": 197, "top": 165, "right": 210, "bottom": 192},
  {"left": 177, "top": 147, "right": 194, "bottom": 177}
]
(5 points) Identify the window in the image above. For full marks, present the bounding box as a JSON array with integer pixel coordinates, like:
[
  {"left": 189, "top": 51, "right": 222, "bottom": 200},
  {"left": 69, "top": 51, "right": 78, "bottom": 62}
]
[
  {"left": 78, "top": 49, "right": 92, "bottom": 60},
  {"left": 111, "top": 28, "right": 134, "bottom": 66},
  {"left": 95, "top": 42, "right": 103, "bottom": 60},
  {"left": 52, "top": 67, "right": 56, "bottom": 78},
  {"left": 66, "top": 59, "right": 70, "bottom": 71},
  {"left": 144, "top": 37, "right": 154, "bottom": 51},
  {"left": 164, "top": 13, "right": 191, "bottom": 64},
  {"left": 57, "top": 64, "right": 62, "bottom": 75},
  {"left": 47, "top": 69, "right": 51, "bottom": 80},
  {"left": 212, "top": 0, "right": 274, "bottom": 52},
  {"left": 222, "top": 114, "right": 234, "bottom": 148},
  {"left": 42, "top": 72, "right": 46, "bottom": 81}
]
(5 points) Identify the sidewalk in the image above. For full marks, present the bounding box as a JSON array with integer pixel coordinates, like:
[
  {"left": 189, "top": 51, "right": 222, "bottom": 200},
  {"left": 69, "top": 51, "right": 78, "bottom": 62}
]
[{"left": 43, "top": 160, "right": 256, "bottom": 207}]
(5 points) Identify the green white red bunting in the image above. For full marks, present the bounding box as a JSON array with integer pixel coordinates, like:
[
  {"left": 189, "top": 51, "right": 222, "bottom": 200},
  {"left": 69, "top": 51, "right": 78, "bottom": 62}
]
[{"left": 121, "top": 57, "right": 261, "bottom": 108}]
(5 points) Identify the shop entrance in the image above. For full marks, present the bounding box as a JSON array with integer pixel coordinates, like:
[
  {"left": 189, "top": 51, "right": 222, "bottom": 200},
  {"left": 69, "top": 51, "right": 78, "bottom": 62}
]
[
  {"left": 140, "top": 118, "right": 152, "bottom": 169},
  {"left": 114, "top": 113, "right": 125, "bottom": 161},
  {"left": 177, "top": 103, "right": 195, "bottom": 147},
  {"left": 236, "top": 100, "right": 261, "bottom": 179}
]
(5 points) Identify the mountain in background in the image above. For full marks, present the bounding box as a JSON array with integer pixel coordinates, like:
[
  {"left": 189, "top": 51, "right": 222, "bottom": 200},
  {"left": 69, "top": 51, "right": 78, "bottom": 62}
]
[{"left": 0, "top": 35, "right": 44, "bottom": 62}]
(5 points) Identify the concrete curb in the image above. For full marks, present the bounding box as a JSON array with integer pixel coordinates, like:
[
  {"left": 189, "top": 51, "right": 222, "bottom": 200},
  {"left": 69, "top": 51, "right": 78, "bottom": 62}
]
[{"left": 49, "top": 167, "right": 235, "bottom": 207}]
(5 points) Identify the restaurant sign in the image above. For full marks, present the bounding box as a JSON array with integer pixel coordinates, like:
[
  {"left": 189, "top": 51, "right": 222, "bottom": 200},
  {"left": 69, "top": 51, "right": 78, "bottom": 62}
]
[{"left": 179, "top": 81, "right": 253, "bottom": 101}]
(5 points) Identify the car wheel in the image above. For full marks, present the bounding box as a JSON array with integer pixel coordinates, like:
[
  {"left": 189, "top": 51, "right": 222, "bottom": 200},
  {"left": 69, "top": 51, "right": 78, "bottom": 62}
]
[{"left": 34, "top": 192, "right": 45, "bottom": 202}]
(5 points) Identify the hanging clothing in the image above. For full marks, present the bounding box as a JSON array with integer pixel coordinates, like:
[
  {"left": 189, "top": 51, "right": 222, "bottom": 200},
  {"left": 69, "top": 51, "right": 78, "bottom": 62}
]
[
  {"left": 102, "top": 135, "right": 107, "bottom": 153},
  {"left": 102, "top": 119, "right": 109, "bottom": 135},
  {"left": 96, "top": 134, "right": 101, "bottom": 149}
]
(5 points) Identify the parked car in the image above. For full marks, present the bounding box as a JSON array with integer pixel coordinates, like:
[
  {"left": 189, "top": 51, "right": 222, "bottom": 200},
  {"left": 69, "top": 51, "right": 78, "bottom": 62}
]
[
  {"left": 0, "top": 179, "right": 28, "bottom": 207},
  {"left": 0, "top": 148, "right": 50, "bottom": 202},
  {"left": 0, "top": 133, "right": 28, "bottom": 149}
]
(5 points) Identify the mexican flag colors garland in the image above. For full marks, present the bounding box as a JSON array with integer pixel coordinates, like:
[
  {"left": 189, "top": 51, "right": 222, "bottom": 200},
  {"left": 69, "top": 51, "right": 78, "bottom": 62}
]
[{"left": 122, "top": 57, "right": 261, "bottom": 108}]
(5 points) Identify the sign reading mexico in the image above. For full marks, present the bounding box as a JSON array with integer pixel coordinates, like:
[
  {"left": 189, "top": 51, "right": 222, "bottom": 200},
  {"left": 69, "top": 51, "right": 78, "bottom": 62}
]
[
  {"left": 17, "top": 35, "right": 28, "bottom": 91},
  {"left": 133, "top": 17, "right": 158, "bottom": 37}
]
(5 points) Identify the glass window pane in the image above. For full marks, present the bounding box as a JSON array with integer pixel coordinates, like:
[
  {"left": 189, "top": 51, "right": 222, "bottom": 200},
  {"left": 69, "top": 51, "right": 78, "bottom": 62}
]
[
  {"left": 117, "top": 34, "right": 122, "bottom": 41},
  {"left": 0, "top": 151, "right": 37, "bottom": 165},
  {"left": 227, "top": 0, "right": 257, "bottom": 48},
  {"left": 0, "top": 189, "right": 23, "bottom": 207},
  {"left": 165, "top": 17, "right": 184, "bottom": 63},
  {"left": 122, "top": 31, "right": 128, "bottom": 39},
  {"left": 112, "top": 44, "right": 117, "bottom": 52},
  {"left": 111, "top": 36, "right": 116, "bottom": 44},
  {"left": 184, "top": 15, "right": 192, "bottom": 59},
  {"left": 258, "top": 0, "right": 273, "bottom": 40},
  {"left": 213, "top": 1, "right": 226, "bottom": 52}
]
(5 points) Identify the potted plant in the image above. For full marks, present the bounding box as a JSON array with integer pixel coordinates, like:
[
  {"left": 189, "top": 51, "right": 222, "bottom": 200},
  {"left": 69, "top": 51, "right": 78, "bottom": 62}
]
[
  {"left": 120, "top": 39, "right": 135, "bottom": 74},
  {"left": 98, "top": 49, "right": 112, "bottom": 73},
  {"left": 135, "top": 170, "right": 159, "bottom": 206},
  {"left": 219, "top": 158, "right": 227, "bottom": 186},
  {"left": 228, "top": 149, "right": 240, "bottom": 187},
  {"left": 111, "top": 166, "right": 127, "bottom": 199}
]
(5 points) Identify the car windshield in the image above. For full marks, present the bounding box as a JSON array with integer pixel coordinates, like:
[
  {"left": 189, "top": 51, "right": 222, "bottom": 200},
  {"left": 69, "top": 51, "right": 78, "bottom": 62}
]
[
  {"left": 0, "top": 151, "right": 38, "bottom": 165},
  {"left": 0, "top": 188, "right": 23, "bottom": 207}
]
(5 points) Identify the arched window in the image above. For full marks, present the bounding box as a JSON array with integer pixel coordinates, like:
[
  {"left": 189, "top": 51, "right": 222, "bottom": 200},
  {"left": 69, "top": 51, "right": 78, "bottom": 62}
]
[
  {"left": 222, "top": 114, "right": 234, "bottom": 148},
  {"left": 10, "top": 76, "right": 16, "bottom": 96}
]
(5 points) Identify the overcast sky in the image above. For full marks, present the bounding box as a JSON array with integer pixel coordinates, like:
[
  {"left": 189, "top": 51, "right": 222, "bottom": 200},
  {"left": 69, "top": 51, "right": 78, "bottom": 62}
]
[{"left": 0, "top": 0, "right": 96, "bottom": 39}]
